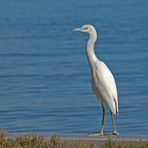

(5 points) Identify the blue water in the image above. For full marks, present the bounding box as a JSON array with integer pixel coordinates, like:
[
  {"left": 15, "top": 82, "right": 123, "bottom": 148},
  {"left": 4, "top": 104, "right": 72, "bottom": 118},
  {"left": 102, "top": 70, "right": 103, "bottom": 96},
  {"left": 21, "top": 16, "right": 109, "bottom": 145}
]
[{"left": 0, "top": 0, "right": 148, "bottom": 135}]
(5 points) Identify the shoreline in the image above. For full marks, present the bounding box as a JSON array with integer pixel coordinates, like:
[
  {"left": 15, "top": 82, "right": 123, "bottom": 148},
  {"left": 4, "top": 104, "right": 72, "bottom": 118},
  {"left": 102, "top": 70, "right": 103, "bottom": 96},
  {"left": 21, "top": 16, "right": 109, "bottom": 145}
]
[
  {"left": 7, "top": 132, "right": 148, "bottom": 141},
  {"left": 7, "top": 131, "right": 148, "bottom": 141},
  {"left": 0, "top": 131, "right": 148, "bottom": 148}
]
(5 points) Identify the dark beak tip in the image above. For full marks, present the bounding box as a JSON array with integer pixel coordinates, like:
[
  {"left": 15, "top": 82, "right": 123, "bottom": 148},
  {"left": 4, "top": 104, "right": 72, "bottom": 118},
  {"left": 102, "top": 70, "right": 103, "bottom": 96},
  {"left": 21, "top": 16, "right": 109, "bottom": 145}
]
[{"left": 70, "top": 29, "right": 75, "bottom": 32}]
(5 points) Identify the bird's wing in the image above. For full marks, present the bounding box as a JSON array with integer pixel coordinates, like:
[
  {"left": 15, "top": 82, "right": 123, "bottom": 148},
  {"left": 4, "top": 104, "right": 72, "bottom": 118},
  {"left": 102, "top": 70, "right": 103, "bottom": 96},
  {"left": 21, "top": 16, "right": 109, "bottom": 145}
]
[{"left": 92, "top": 60, "right": 118, "bottom": 115}]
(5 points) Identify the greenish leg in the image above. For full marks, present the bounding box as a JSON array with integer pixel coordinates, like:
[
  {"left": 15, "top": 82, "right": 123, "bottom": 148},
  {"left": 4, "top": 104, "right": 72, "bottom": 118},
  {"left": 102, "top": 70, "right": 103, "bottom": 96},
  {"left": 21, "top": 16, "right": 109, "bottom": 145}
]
[
  {"left": 110, "top": 110, "right": 118, "bottom": 135},
  {"left": 100, "top": 104, "right": 105, "bottom": 135},
  {"left": 90, "top": 104, "right": 105, "bottom": 136}
]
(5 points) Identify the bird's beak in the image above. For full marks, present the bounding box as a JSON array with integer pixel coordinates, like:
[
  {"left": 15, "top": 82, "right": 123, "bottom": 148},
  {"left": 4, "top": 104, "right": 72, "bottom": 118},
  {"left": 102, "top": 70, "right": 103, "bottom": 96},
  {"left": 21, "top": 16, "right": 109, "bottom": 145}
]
[{"left": 71, "top": 28, "right": 82, "bottom": 32}]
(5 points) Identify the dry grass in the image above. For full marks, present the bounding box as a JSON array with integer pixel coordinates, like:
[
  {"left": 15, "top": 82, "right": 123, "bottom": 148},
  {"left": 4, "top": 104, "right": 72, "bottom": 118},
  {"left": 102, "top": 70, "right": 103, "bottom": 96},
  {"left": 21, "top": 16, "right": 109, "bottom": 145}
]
[{"left": 0, "top": 130, "right": 148, "bottom": 148}]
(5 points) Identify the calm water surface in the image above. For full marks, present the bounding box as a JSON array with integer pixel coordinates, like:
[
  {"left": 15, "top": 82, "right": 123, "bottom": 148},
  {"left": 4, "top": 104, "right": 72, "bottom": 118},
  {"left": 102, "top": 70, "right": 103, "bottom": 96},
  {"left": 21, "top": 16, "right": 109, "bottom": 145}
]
[{"left": 0, "top": 0, "right": 148, "bottom": 135}]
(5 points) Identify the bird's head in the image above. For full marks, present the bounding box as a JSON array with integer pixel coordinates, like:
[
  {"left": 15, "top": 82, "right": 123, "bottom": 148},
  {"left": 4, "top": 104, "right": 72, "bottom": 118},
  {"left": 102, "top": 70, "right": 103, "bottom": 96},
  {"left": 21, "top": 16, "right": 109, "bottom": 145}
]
[
  {"left": 72, "top": 24, "right": 96, "bottom": 34},
  {"left": 71, "top": 24, "right": 97, "bottom": 42}
]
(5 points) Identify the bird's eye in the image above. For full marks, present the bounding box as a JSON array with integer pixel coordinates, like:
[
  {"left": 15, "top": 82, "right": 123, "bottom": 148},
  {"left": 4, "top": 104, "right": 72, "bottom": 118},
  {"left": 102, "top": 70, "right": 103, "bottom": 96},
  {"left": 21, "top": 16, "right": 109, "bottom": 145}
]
[{"left": 84, "top": 26, "right": 89, "bottom": 30}]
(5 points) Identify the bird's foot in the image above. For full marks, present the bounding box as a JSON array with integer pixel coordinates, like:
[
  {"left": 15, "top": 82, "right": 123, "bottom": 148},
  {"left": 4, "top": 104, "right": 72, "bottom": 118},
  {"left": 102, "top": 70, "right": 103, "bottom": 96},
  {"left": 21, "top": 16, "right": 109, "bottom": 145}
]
[
  {"left": 90, "top": 131, "right": 119, "bottom": 136},
  {"left": 112, "top": 131, "right": 119, "bottom": 135}
]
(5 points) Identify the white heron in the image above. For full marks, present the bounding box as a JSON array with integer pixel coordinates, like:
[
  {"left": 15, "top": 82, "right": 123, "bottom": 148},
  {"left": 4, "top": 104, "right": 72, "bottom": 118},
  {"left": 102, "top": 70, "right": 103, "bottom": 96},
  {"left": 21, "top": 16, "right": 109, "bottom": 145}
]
[{"left": 72, "top": 24, "right": 119, "bottom": 135}]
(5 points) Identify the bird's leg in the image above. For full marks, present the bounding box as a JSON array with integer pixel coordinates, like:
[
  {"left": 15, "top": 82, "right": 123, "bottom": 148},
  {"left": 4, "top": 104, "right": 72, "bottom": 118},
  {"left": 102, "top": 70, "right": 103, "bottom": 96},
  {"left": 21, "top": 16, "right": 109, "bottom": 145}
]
[
  {"left": 110, "top": 110, "right": 118, "bottom": 135},
  {"left": 100, "top": 104, "right": 105, "bottom": 135},
  {"left": 90, "top": 104, "right": 105, "bottom": 136}
]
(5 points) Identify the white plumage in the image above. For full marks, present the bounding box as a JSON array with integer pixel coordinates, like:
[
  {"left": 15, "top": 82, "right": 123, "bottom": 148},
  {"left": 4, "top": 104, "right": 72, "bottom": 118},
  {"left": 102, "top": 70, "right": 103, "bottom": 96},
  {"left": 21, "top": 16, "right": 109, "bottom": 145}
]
[
  {"left": 72, "top": 24, "right": 119, "bottom": 135},
  {"left": 92, "top": 60, "right": 118, "bottom": 115}
]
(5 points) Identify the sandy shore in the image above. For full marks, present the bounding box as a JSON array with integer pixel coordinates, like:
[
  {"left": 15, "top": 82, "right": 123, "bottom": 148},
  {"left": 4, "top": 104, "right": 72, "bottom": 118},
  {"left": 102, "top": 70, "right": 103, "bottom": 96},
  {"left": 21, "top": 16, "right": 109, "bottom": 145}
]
[
  {"left": 2, "top": 132, "right": 148, "bottom": 148},
  {"left": 61, "top": 134, "right": 148, "bottom": 141},
  {"left": 59, "top": 135, "right": 148, "bottom": 147},
  {"left": 8, "top": 132, "right": 148, "bottom": 141}
]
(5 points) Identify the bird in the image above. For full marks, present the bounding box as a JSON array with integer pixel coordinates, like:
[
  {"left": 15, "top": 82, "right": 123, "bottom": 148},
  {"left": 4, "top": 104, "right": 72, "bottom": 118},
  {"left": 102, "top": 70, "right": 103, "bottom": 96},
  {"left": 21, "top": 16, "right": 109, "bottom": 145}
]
[{"left": 72, "top": 24, "right": 119, "bottom": 135}]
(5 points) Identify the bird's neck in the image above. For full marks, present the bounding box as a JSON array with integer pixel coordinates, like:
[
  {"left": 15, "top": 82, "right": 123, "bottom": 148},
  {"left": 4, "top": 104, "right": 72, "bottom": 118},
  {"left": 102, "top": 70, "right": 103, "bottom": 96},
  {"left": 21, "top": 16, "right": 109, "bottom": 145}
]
[{"left": 86, "top": 33, "right": 97, "bottom": 69}]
